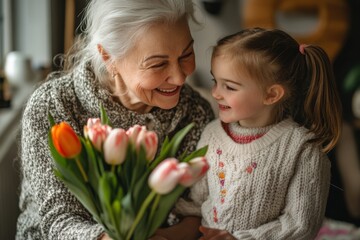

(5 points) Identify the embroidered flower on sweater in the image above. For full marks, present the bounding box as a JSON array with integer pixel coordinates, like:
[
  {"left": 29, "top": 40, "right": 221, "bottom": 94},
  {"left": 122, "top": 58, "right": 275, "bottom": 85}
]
[
  {"left": 212, "top": 147, "right": 227, "bottom": 223},
  {"left": 213, "top": 206, "right": 218, "bottom": 223},
  {"left": 216, "top": 148, "right": 226, "bottom": 204},
  {"left": 246, "top": 162, "right": 258, "bottom": 174}
]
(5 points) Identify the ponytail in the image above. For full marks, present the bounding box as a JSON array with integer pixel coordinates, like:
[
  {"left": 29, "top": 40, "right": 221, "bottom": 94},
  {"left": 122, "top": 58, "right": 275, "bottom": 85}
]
[{"left": 302, "top": 45, "right": 342, "bottom": 152}]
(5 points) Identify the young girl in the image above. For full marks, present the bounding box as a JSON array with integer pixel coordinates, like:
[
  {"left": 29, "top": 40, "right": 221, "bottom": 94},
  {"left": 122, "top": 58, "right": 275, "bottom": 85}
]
[{"left": 175, "top": 28, "right": 342, "bottom": 239}]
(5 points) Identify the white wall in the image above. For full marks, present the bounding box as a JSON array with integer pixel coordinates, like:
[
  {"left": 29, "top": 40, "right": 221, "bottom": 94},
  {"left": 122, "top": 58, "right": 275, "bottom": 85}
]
[
  {"left": 189, "top": 0, "right": 322, "bottom": 90},
  {"left": 14, "top": 0, "right": 51, "bottom": 68},
  {"left": 2, "top": 0, "right": 13, "bottom": 66},
  {"left": 190, "top": 0, "right": 244, "bottom": 89}
]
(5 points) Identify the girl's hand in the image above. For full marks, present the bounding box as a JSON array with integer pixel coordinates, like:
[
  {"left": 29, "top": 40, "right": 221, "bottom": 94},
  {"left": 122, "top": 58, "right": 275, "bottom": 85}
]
[{"left": 199, "top": 226, "right": 236, "bottom": 240}]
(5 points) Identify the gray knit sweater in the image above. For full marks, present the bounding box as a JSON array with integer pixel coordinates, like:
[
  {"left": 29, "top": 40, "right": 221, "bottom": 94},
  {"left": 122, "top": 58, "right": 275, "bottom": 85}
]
[
  {"left": 175, "top": 118, "right": 331, "bottom": 240},
  {"left": 16, "top": 63, "right": 214, "bottom": 240}
]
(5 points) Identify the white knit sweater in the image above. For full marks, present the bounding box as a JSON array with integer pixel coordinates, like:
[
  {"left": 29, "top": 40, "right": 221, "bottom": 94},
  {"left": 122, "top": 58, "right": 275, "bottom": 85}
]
[{"left": 175, "top": 118, "right": 331, "bottom": 240}]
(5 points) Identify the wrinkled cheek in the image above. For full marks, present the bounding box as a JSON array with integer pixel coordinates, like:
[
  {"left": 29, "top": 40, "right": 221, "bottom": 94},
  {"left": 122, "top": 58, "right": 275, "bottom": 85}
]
[
  {"left": 185, "top": 59, "right": 196, "bottom": 76},
  {"left": 135, "top": 86, "right": 153, "bottom": 103}
]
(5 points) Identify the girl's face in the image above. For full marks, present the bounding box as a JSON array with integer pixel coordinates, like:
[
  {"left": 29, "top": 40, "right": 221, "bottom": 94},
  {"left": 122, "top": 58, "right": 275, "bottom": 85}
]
[
  {"left": 211, "top": 55, "right": 274, "bottom": 127},
  {"left": 113, "top": 17, "right": 195, "bottom": 113}
]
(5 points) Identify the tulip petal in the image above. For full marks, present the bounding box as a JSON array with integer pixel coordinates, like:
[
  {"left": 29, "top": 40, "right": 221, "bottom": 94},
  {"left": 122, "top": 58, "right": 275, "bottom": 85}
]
[
  {"left": 179, "top": 157, "right": 209, "bottom": 187},
  {"left": 103, "top": 128, "right": 129, "bottom": 165},
  {"left": 51, "top": 122, "right": 81, "bottom": 158},
  {"left": 148, "top": 158, "right": 181, "bottom": 194}
]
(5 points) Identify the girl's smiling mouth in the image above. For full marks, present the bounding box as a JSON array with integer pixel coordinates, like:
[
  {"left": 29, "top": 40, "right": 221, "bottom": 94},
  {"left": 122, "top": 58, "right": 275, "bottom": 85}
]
[{"left": 218, "top": 104, "right": 230, "bottom": 110}]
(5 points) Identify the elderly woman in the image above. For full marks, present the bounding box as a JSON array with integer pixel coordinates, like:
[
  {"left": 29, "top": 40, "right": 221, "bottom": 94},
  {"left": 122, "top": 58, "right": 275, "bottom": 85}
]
[{"left": 16, "top": 0, "right": 214, "bottom": 239}]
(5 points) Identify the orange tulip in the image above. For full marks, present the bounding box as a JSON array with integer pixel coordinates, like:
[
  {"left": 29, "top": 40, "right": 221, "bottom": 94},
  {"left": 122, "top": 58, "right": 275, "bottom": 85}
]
[{"left": 51, "top": 122, "right": 82, "bottom": 158}]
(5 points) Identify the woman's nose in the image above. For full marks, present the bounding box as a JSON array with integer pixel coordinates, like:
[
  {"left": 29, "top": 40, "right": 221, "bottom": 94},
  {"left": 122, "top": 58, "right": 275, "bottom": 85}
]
[{"left": 167, "top": 64, "right": 186, "bottom": 85}]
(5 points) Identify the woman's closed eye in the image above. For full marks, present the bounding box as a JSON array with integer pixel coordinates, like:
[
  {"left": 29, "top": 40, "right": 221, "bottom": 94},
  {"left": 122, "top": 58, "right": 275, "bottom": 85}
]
[
  {"left": 179, "top": 51, "right": 193, "bottom": 61},
  {"left": 149, "top": 61, "right": 167, "bottom": 69}
]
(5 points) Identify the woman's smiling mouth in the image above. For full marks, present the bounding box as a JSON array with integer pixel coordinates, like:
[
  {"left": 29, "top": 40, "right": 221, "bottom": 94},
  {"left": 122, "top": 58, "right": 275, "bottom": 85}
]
[{"left": 156, "top": 87, "right": 180, "bottom": 96}]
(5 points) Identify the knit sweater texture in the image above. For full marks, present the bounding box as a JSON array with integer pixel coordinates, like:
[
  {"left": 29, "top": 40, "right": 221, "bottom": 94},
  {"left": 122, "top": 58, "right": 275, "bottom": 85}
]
[
  {"left": 16, "top": 62, "right": 214, "bottom": 240},
  {"left": 175, "top": 118, "right": 331, "bottom": 240}
]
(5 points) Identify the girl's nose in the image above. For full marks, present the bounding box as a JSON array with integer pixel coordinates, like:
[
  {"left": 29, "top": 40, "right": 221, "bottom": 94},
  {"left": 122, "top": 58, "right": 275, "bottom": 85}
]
[{"left": 211, "top": 85, "right": 222, "bottom": 100}]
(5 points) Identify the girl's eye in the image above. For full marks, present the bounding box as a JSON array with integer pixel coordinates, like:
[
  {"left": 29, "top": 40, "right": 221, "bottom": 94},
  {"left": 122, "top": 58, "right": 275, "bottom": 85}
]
[
  {"left": 211, "top": 78, "right": 217, "bottom": 85},
  {"left": 226, "top": 85, "right": 236, "bottom": 91}
]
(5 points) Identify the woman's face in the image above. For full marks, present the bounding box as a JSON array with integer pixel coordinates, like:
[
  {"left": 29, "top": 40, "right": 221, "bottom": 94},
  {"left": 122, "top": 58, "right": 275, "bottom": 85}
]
[{"left": 113, "top": 18, "right": 195, "bottom": 113}]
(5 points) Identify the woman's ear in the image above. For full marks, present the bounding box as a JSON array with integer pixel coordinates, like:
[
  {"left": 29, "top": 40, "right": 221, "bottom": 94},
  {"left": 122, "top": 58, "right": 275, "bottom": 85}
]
[
  {"left": 97, "top": 44, "right": 110, "bottom": 62},
  {"left": 263, "top": 84, "right": 285, "bottom": 105},
  {"left": 97, "top": 44, "right": 114, "bottom": 74}
]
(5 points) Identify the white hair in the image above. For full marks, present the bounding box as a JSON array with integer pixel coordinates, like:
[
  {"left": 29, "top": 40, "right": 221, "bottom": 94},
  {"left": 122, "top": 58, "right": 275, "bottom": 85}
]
[{"left": 65, "top": 0, "right": 196, "bottom": 87}]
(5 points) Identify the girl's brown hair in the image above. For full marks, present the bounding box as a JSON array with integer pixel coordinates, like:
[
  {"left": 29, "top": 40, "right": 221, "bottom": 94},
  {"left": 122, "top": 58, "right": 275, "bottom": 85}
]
[{"left": 212, "top": 28, "right": 342, "bottom": 153}]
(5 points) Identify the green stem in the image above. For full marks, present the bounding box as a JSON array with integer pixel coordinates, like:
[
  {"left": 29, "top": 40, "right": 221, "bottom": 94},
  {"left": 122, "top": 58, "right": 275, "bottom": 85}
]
[
  {"left": 125, "top": 190, "right": 157, "bottom": 240},
  {"left": 75, "top": 156, "right": 88, "bottom": 182},
  {"left": 111, "top": 165, "right": 115, "bottom": 174},
  {"left": 149, "top": 194, "right": 161, "bottom": 222}
]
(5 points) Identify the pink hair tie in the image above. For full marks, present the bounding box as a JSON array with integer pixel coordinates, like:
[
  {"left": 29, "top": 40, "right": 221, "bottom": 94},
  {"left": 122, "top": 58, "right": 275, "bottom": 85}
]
[{"left": 299, "top": 44, "right": 308, "bottom": 55}]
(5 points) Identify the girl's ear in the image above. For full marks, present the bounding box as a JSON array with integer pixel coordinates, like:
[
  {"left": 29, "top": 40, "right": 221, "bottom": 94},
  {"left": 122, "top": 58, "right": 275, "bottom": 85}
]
[
  {"left": 263, "top": 84, "right": 285, "bottom": 105},
  {"left": 97, "top": 44, "right": 110, "bottom": 62}
]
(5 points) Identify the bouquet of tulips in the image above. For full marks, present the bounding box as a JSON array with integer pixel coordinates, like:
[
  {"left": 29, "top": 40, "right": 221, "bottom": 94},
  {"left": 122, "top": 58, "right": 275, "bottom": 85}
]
[{"left": 47, "top": 106, "right": 209, "bottom": 240}]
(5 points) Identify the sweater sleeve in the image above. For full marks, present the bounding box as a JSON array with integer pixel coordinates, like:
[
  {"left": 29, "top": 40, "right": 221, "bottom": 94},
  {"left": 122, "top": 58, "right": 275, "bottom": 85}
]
[
  {"left": 18, "top": 89, "right": 105, "bottom": 240},
  {"left": 232, "top": 144, "right": 331, "bottom": 240}
]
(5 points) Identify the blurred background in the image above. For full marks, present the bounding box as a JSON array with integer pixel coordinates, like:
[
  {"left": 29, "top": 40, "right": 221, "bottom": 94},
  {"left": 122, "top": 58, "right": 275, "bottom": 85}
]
[{"left": 0, "top": 0, "right": 359, "bottom": 239}]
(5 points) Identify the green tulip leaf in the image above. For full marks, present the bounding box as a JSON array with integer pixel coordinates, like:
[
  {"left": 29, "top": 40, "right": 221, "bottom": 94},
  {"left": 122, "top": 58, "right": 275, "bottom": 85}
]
[
  {"left": 150, "top": 123, "right": 194, "bottom": 169},
  {"left": 100, "top": 104, "right": 112, "bottom": 126},
  {"left": 99, "top": 176, "right": 122, "bottom": 237},
  {"left": 130, "top": 146, "right": 147, "bottom": 190},
  {"left": 132, "top": 172, "right": 151, "bottom": 211},
  {"left": 82, "top": 138, "right": 101, "bottom": 192},
  {"left": 147, "top": 185, "right": 186, "bottom": 236},
  {"left": 181, "top": 145, "right": 208, "bottom": 162},
  {"left": 63, "top": 180, "right": 100, "bottom": 222},
  {"left": 48, "top": 112, "right": 55, "bottom": 127},
  {"left": 168, "top": 123, "right": 194, "bottom": 156}
]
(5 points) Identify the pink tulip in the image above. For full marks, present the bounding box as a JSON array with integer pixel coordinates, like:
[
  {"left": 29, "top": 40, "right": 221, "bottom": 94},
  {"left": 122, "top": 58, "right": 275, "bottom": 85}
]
[
  {"left": 103, "top": 128, "right": 129, "bottom": 165},
  {"left": 148, "top": 158, "right": 182, "bottom": 194},
  {"left": 138, "top": 131, "right": 158, "bottom": 161},
  {"left": 86, "top": 118, "right": 101, "bottom": 128},
  {"left": 177, "top": 163, "right": 193, "bottom": 187},
  {"left": 126, "top": 125, "right": 145, "bottom": 144},
  {"left": 179, "top": 157, "right": 209, "bottom": 187},
  {"left": 84, "top": 120, "right": 112, "bottom": 151},
  {"left": 127, "top": 125, "right": 158, "bottom": 161}
]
